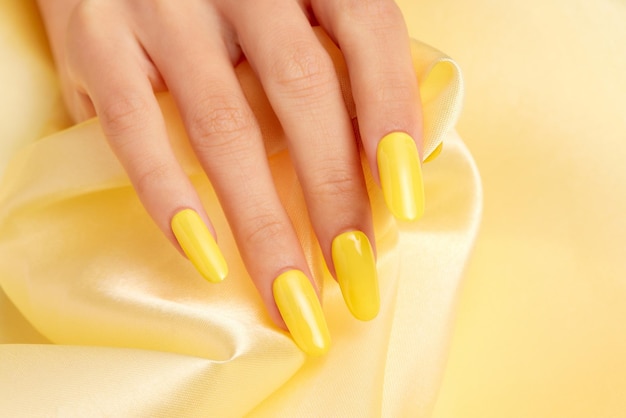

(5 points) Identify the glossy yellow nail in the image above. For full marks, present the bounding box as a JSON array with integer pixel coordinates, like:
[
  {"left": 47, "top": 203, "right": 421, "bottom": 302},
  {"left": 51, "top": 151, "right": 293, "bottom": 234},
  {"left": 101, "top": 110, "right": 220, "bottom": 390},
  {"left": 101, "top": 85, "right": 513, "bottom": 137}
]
[
  {"left": 377, "top": 132, "right": 425, "bottom": 221},
  {"left": 332, "top": 231, "right": 379, "bottom": 321},
  {"left": 273, "top": 270, "right": 331, "bottom": 356},
  {"left": 171, "top": 209, "right": 228, "bottom": 283}
]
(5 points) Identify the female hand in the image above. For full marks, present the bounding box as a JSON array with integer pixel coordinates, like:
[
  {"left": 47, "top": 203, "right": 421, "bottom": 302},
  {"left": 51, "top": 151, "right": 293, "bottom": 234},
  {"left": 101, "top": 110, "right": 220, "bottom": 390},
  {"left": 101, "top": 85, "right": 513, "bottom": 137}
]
[{"left": 37, "top": 0, "right": 424, "bottom": 356}]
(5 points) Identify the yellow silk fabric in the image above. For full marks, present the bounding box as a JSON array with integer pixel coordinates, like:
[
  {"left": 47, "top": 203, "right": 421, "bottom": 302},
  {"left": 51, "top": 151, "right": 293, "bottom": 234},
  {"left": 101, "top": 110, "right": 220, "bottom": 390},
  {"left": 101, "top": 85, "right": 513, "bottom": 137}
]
[
  {"left": 421, "top": 1, "right": 626, "bottom": 417},
  {"left": 0, "top": 1, "right": 474, "bottom": 416}
]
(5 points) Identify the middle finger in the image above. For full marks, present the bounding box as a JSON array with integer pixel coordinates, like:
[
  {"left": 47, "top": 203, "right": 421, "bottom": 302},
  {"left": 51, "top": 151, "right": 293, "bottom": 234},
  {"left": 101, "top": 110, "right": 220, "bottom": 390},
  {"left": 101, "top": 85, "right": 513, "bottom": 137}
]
[
  {"left": 228, "top": 0, "right": 380, "bottom": 321},
  {"left": 138, "top": 2, "right": 331, "bottom": 355}
]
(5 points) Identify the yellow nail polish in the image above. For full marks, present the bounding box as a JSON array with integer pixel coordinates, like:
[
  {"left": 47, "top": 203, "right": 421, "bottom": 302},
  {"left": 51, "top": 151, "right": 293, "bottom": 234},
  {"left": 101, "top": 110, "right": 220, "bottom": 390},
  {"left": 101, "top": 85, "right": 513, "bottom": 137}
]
[
  {"left": 332, "top": 231, "right": 379, "bottom": 321},
  {"left": 171, "top": 209, "right": 228, "bottom": 283},
  {"left": 273, "top": 270, "right": 331, "bottom": 356},
  {"left": 376, "top": 132, "right": 425, "bottom": 221},
  {"left": 424, "top": 142, "right": 443, "bottom": 163}
]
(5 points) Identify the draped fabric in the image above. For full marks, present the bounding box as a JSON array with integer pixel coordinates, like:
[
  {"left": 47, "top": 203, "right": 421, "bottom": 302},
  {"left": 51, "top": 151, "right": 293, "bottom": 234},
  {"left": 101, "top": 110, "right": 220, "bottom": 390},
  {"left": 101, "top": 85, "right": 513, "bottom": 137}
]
[
  {"left": 0, "top": 1, "right": 473, "bottom": 416},
  {"left": 2, "top": 0, "right": 626, "bottom": 417}
]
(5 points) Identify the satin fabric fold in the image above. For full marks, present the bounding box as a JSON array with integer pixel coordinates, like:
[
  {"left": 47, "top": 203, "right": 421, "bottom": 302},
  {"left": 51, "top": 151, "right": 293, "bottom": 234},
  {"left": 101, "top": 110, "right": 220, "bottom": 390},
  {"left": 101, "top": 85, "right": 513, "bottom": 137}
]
[{"left": 0, "top": 1, "right": 476, "bottom": 416}]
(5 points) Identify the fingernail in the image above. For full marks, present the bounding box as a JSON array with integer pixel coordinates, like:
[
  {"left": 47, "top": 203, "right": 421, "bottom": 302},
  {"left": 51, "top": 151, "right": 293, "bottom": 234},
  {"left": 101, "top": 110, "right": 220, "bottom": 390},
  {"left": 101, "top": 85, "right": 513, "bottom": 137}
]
[
  {"left": 332, "top": 231, "right": 379, "bottom": 321},
  {"left": 424, "top": 142, "right": 443, "bottom": 163},
  {"left": 171, "top": 209, "right": 228, "bottom": 283},
  {"left": 273, "top": 270, "right": 331, "bottom": 356},
  {"left": 376, "top": 132, "right": 425, "bottom": 221}
]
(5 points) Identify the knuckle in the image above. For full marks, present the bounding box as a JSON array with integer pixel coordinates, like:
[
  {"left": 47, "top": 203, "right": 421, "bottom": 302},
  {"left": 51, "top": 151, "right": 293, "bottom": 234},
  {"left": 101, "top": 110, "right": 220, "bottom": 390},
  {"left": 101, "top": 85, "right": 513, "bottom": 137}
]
[
  {"left": 188, "top": 93, "right": 255, "bottom": 149},
  {"left": 271, "top": 45, "right": 334, "bottom": 93},
  {"left": 66, "top": 2, "right": 111, "bottom": 63},
  {"left": 309, "top": 166, "right": 358, "bottom": 200},
  {"left": 70, "top": 0, "right": 118, "bottom": 39},
  {"left": 243, "top": 213, "right": 288, "bottom": 245},
  {"left": 71, "top": 0, "right": 100, "bottom": 28},
  {"left": 100, "top": 95, "right": 151, "bottom": 140},
  {"left": 372, "top": 72, "right": 415, "bottom": 104},
  {"left": 133, "top": 161, "right": 171, "bottom": 196},
  {"left": 343, "top": 0, "right": 404, "bottom": 27}
]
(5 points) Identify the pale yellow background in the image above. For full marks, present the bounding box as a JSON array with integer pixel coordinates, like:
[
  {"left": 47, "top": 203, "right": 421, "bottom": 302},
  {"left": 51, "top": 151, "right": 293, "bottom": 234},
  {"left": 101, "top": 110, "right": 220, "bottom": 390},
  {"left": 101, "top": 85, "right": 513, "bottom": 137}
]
[{"left": 401, "top": 1, "right": 626, "bottom": 417}]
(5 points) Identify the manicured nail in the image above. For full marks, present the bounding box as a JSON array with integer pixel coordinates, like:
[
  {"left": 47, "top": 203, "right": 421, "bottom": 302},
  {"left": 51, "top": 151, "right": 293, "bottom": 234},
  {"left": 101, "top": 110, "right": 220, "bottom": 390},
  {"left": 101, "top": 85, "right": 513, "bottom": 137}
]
[
  {"left": 273, "top": 270, "right": 331, "bottom": 356},
  {"left": 424, "top": 142, "right": 443, "bottom": 163},
  {"left": 171, "top": 209, "right": 228, "bottom": 283},
  {"left": 376, "top": 132, "right": 425, "bottom": 221},
  {"left": 332, "top": 231, "right": 379, "bottom": 321}
]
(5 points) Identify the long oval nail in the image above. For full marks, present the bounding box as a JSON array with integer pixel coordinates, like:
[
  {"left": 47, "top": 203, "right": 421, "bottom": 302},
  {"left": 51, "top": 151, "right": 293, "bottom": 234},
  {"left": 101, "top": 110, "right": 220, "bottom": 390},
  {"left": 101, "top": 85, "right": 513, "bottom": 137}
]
[
  {"left": 171, "top": 209, "right": 228, "bottom": 283},
  {"left": 376, "top": 132, "right": 425, "bottom": 221},
  {"left": 332, "top": 231, "right": 379, "bottom": 321},
  {"left": 273, "top": 270, "right": 331, "bottom": 356}
]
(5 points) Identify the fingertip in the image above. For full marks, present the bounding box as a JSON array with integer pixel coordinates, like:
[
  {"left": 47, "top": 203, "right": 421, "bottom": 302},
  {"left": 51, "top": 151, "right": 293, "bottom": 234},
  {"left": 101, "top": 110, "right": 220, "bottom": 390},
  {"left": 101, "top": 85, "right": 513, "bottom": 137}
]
[
  {"left": 376, "top": 132, "right": 425, "bottom": 222},
  {"left": 272, "top": 270, "right": 331, "bottom": 356},
  {"left": 171, "top": 208, "right": 228, "bottom": 283},
  {"left": 331, "top": 230, "right": 380, "bottom": 321}
]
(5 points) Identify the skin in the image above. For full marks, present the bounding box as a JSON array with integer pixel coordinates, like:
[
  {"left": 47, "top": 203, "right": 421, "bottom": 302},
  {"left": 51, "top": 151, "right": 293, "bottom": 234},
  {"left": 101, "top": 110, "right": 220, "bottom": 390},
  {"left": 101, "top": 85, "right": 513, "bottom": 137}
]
[{"left": 36, "top": 0, "right": 423, "bottom": 329}]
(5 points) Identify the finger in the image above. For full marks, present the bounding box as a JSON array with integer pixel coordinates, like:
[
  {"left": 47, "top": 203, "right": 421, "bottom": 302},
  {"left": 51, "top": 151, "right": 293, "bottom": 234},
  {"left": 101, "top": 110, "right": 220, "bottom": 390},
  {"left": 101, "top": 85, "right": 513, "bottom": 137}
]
[
  {"left": 141, "top": 4, "right": 330, "bottom": 355},
  {"left": 313, "top": 0, "right": 426, "bottom": 221},
  {"left": 229, "top": 1, "right": 380, "bottom": 321},
  {"left": 72, "top": 17, "right": 228, "bottom": 284}
]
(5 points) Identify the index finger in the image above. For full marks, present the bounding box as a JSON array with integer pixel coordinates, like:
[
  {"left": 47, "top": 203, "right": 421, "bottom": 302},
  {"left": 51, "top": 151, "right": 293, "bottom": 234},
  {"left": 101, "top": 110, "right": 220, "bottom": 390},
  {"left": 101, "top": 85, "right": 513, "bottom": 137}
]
[{"left": 76, "top": 34, "right": 228, "bottom": 284}]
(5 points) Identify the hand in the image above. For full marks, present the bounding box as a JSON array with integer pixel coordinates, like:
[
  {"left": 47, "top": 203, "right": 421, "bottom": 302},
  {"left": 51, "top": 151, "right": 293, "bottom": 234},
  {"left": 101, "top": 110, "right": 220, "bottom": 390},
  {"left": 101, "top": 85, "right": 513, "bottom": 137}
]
[{"left": 37, "top": 0, "right": 425, "bottom": 356}]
